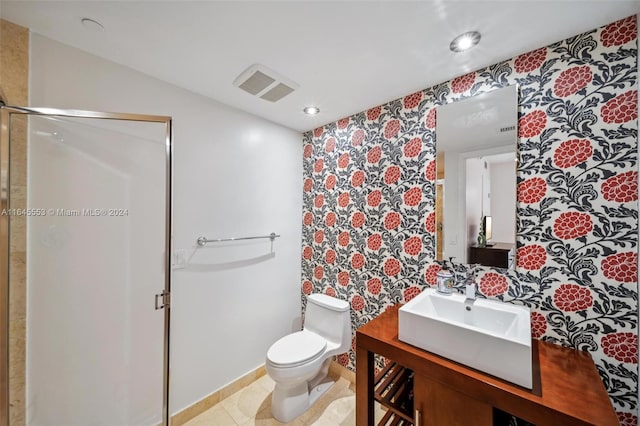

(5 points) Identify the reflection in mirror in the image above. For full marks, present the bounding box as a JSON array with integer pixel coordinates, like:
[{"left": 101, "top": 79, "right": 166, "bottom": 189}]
[{"left": 435, "top": 85, "right": 518, "bottom": 269}]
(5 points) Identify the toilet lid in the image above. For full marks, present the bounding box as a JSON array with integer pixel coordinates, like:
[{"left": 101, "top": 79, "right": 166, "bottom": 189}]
[{"left": 267, "top": 330, "right": 327, "bottom": 367}]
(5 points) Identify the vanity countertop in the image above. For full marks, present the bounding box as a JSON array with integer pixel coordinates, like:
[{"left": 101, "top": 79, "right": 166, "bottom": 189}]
[{"left": 355, "top": 304, "right": 618, "bottom": 426}]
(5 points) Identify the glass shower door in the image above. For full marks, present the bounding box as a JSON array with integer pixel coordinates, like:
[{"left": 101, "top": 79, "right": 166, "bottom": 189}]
[{"left": 1, "top": 108, "right": 172, "bottom": 426}]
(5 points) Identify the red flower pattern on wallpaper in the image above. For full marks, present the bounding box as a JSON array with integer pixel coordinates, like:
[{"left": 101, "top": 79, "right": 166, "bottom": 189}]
[
  {"left": 303, "top": 212, "right": 313, "bottom": 226},
  {"left": 337, "top": 353, "right": 349, "bottom": 367},
  {"left": 325, "top": 212, "right": 336, "bottom": 227},
  {"left": 518, "top": 177, "right": 546, "bottom": 203},
  {"left": 302, "top": 246, "right": 313, "bottom": 260},
  {"left": 338, "top": 271, "right": 350, "bottom": 286},
  {"left": 300, "top": 16, "right": 638, "bottom": 417},
  {"left": 338, "top": 192, "right": 350, "bottom": 207},
  {"left": 424, "top": 264, "right": 441, "bottom": 286},
  {"left": 384, "top": 165, "right": 401, "bottom": 184},
  {"left": 351, "top": 170, "right": 366, "bottom": 187},
  {"left": 617, "top": 412, "right": 639, "bottom": 426},
  {"left": 514, "top": 47, "right": 547, "bottom": 73},
  {"left": 403, "top": 92, "right": 422, "bottom": 109},
  {"left": 403, "top": 237, "right": 422, "bottom": 256},
  {"left": 451, "top": 72, "right": 475, "bottom": 93},
  {"left": 351, "top": 211, "right": 365, "bottom": 228},
  {"left": 367, "top": 190, "right": 382, "bottom": 207},
  {"left": 517, "top": 245, "right": 547, "bottom": 270},
  {"left": 518, "top": 110, "right": 547, "bottom": 138},
  {"left": 553, "top": 212, "right": 593, "bottom": 240},
  {"left": 479, "top": 273, "right": 508, "bottom": 297},
  {"left": 601, "top": 171, "right": 638, "bottom": 202},
  {"left": 425, "top": 160, "right": 436, "bottom": 181},
  {"left": 325, "top": 249, "right": 336, "bottom": 264},
  {"left": 325, "top": 137, "right": 336, "bottom": 153},
  {"left": 553, "top": 66, "right": 592, "bottom": 97},
  {"left": 553, "top": 284, "right": 594, "bottom": 311},
  {"left": 403, "top": 287, "right": 421, "bottom": 302},
  {"left": 425, "top": 108, "right": 436, "bottom": 129},
  {"left": 304, "top": 178, "right": 313, "bottom": 192},
  {"left": 601, "top": 90, "right": 638, "bottom": 123},
  {"left": 367, "top": 278, "right": 382, "bottom": 295},
  {"left": 384, "top": 119, "right": 401, "bottom": 139},
  {"left": 601, "top": 16, "right": 637, "bottom": 47},
  {"left": 314, "top": 230, "right": 324, "bottom": 244},
  {"left": 302, "top": 281, "right": 313, "bottom": 295},
  {"left": 384, "top": 212, "right": 402, "bottom": 230},
  {"left": 351, "top": 294, "right": 365, "bottom": 311},
  {"left": 425, "top": 212, "right": 435, "bottom": 233},
  {"left": 351, "top": 253, "right": 365, "bottom": 269},
  {"left": 367, "top": 234, "right": 382, "bottom": 251},
  {"left": 367, "top": 145, "right": 382, "bottom": 163},
  {"left": 404, "top": 138, "right": 422, "bottom": 157},
  {"left": 303, "top": 144, "right": 312, "bottom": 158},
  {"left": 366, "top": 106, "right": 381, "bottom": 121},
  {"left": 337, "top": 153, "right": 350, "bottom": 169},
  {"left": 384, "top": 258, "right": 401, "bottom": 276},
  {"left": 601, "top": 333, "right": 638, "bottom": 363},
  {"left": 351, "top": 129, "right": 365, "bottom": 147},
  {"left": 324, "top": 175, "right": 336, "bottom": 190},
  {"left": 601, "top": 252, "right": 637, "bottom": 283},
  {"left": 553, "top": 139, "right": 593, "bottom": 168},
  {"left": 404, "top": 187, "right": 422, "bottom": 207},
  {"left": 313, "top": 266, "right": 323, "bottom": 280},
  {"left": 314, "top": 194, "right": 324, "bottom": 208},
  {"left": 530, "top": 312, "right": 547, "bottom": 339},
  {"left": 313, "top": 158, "right": 324, "bottom": 173}
]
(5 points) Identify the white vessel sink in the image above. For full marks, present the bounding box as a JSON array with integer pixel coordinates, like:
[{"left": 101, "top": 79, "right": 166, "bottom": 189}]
[{"left": 399, "top": 288, "right": 532, "bottom": 388}]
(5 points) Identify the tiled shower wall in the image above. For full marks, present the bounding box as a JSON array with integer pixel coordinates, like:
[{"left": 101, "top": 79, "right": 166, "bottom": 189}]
[
  {"left": 0, "top": 18, "right": 29, "bottom": 426},
  {"left": 300, "top": 16, "right": 638, "bottom": 423}
]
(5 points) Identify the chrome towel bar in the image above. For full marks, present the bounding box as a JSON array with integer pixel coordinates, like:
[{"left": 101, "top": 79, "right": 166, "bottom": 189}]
[{"left": 197, "top": 232, "right": 280, "bottom": 246}]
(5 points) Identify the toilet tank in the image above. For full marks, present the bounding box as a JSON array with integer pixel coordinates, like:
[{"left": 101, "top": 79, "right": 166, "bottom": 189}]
[{"left": 304, "top": 294, "right": 351, "bottom": 352}]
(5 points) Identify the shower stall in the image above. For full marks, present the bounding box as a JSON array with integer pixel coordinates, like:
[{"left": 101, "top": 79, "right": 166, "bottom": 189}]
[{"left": 0, "top": 106, "right": 172, "bottom": 425}]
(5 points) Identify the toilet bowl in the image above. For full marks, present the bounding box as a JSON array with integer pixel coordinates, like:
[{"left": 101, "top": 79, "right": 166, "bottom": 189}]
[{"left": 265, "top": 293, "right": 351, "bottom": 423}]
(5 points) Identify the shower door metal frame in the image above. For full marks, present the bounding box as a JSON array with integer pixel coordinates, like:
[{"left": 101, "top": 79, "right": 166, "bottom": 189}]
[{"left": 0, "top": 106, "right": 173, "bottom": 426}]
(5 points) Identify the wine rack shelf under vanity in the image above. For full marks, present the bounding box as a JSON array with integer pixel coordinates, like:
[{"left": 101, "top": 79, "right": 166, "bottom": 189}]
[{"left": 356, "top": 305, "right": 618, "bottom": 426}]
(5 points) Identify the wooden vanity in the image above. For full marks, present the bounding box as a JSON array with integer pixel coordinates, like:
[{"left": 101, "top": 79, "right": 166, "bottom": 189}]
[{"left": 355, "top": 305, "right": 618, "bottom": 426}]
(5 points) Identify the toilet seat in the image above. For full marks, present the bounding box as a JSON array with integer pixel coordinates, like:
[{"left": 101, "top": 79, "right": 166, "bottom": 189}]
[{"left": 267, "top": 330, "right": 326, "bottom": 368}]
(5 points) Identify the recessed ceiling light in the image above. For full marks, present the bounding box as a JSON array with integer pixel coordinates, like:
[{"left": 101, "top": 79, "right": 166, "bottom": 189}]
[
  {"left": 450, "top": 31, "right": 481, "bottom": 53},
  {"left": 81, "top": 18, "right": 105, "bottom": 32},
  {"left": 303, "top": 106, "right": 320, "bottom": 115}
]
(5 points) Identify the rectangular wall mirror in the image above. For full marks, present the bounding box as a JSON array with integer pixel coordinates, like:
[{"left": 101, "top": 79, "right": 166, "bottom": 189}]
[{"left": 435, "top": 85, "right": 518, "bottom": 269}]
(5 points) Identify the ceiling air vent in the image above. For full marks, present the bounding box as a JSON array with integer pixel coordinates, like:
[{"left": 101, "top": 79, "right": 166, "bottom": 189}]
[{"left": 233, "top": 64, "right": 299, "bottom": 102}]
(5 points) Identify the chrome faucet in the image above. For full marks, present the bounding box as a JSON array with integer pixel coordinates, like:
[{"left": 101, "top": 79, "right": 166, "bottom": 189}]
[{"left": 464, "top": 265, "right": 479, "bottom": 302}]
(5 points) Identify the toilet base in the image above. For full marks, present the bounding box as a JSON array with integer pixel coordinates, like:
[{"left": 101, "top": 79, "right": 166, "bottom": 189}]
[{"left": 271, "top": 376, "right": 334, "bottom": 423}]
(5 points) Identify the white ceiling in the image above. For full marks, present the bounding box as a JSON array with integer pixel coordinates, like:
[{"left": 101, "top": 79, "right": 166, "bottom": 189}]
[{"left": 2, "top": 1, "right": 639, "bottom": 132}]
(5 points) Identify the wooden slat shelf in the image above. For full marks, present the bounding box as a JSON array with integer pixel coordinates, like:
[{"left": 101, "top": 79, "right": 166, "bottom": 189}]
[{"left": 374, "top": 362, "right": 414, "bottom": 425}]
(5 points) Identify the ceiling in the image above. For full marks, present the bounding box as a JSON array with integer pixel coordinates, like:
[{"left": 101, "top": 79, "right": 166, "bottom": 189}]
[{"left": 2, "top": 1, "right": 639, "bottom": 133}]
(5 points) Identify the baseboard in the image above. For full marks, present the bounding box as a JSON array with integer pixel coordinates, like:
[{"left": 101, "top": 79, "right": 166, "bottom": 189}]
[
  {"left": 328, "top": 359, "right": 356, "bottom": 385},
  {"left": 171, "top": 364, "right": 266, "bottom": 426},
  {"left": 171, "top": 360, "right": 353, "bottom": 425}
]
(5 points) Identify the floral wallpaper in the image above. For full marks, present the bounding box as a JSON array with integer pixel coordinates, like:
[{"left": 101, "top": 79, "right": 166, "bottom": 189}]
[{"left": 300, "top": 16, "right": 638, "bottom": 423}]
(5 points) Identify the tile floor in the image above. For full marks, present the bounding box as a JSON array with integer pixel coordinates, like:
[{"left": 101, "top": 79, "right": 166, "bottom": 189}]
[{"left": 183, "top": 374, "right": 386, "bottom": 425}]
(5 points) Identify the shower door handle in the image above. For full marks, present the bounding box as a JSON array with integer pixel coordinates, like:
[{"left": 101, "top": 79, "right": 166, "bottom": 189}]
[{"left": 155, "top": 291, "right": 170, "bottom": 310}]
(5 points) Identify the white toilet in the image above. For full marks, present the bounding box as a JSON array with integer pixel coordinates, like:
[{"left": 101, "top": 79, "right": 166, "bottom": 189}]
[{"left": 265, "top": 293, "right": 351, "bottom": 423}]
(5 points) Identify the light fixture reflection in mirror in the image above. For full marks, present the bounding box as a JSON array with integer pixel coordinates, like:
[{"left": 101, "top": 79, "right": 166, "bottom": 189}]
[{"left": 435, "top": 85, "right": 518, "bottom": 270}]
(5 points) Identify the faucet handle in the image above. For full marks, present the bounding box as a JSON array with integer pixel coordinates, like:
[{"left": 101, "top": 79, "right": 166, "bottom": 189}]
[{"left": 465, "top": 282, "right": 477, "bottom": 300}]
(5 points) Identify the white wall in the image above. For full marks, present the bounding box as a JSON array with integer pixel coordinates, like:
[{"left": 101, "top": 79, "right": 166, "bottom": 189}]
[
  {"left": 442, "top": 151, "right": 465, "bottom": 262},
  {"left": 489, "top": 160, "right": 516, "bottom": 243},
  {"left": 465, "top": 157, "right": 483, "bottom": 252},
  {"left": 30, "top": 33, "right": 303, "bottom": 414}
]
